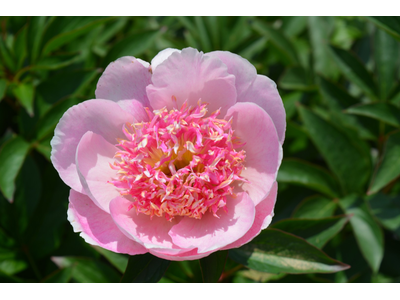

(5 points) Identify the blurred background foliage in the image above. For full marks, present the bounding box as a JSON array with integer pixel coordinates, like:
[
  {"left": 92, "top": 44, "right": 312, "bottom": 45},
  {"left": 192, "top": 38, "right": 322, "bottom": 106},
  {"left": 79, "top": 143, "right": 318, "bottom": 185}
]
[{"left": 1, "top": 16, "right": 400, "bottom": 283}]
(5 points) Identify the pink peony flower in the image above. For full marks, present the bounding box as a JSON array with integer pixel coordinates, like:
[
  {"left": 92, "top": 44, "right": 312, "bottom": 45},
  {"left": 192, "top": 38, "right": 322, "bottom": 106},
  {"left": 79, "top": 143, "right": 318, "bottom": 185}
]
[{"left": 50, "top": 48, "right": 285, "bottom": 261}]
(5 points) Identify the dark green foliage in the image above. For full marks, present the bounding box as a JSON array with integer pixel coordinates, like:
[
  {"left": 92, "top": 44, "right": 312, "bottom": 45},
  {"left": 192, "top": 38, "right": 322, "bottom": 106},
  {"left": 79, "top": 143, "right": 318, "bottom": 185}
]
[{"left": 1, "top": 16, "right": 400, "bottom": 283}]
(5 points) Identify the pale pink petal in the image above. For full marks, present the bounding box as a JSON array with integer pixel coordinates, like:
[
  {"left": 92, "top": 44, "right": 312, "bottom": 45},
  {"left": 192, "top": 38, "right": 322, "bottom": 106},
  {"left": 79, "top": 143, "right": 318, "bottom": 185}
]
[
  {"left": 116, "top": 99, "right": 150, "bottom": 122},
  {"left": 169, "top": 192, "right": 255, "bottom": 254},
  {"left": 109, "top": 196, "right": 189, "bottom": 254},
  {"left": 222, "top": 181, "right": 278, "bottom": 250},
  {"left": 50, "top": 100, "right": 134, "bottom": 193},
  {"left": 146, "top": 47, "right": 237, "bottom": 117},
  {"left": 239, "top": 75, "right": 286, "bottom": 144},
  {"left": 225, "top": 102, "right": 282, "bottom": 206},
  {"left": 76, "top": 131, "right": 121, "bottom": 213},
  {"left": 67, "top": 189, "right": 147, "bottom": 255},
  {"left": 150, "top": 248, "right": 214, "bottom": 261},
  {"left": 206, "top": 51, "right": 257, "bottom": 99},
  {"left": 95, "top": 56, "right": 152, "bottom": 107},
  {"left": 151, "top": 48, "right": 181, "bottom": 72}
]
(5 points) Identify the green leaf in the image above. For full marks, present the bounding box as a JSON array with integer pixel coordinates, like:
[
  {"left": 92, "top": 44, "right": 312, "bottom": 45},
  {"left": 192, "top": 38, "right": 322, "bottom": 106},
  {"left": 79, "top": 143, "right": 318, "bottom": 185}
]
[
  {"left": 279, "top": 67, "right": 316, "bottom": 91},
  {"left": 0, "top": 250, "right": 28, "bottom": 276},
  {"left": 277, "top": 158, "right": 341, "bottom": 198},
  {"left": 194, "top": 16, "right": 212, "bottom": 52},
  {"left": 51, "top": 256, "right": 121, "bottom": 283},
  {"left": 281, "top": 92, "right": 301, "bottom": 120},
  {"left": 121, "top": 253, "right": 170, "bottom": 283},
  {"left": 103, "top": 29, "right": 160, "bottom": 66},
  {"left": 338, "top": 195, "right": 384, "bottom": 273},
  {"left": 271, "top": 216, "right": 350, "bottom": 248},
  {"left": 298, "top": 106, "right": 372, "bottom": 194},
  {"left": 0, "top": 136, "right": 30, "bottom": 202},
  {"left": 330, "top": 45, "right": 378, "bottom": 100},
  {"left": 374, "top": 27, "right": 399, "bottom": 100},
  {"left": 252, "top": 19, "right": 299, "bottom": 65},
  {"left": 12, "top": 83, "right": 35, "bottom": 117},
  {"left": 292, "top": 196, "right": 338, "bottom": 219},
  {"left": 0, "top": 79, "right": 7, "bottom": 102},
  {"left": 0, "top": 35, "right": 16, "bottom": 73},
  {"left": 26, "top": 16, "right": 47, "bottom": 64},
  {"left": 365, "top": 17, "right": 400, "bottom": 41},
  {"left": 229, "top": 229, "right": 349, "bottom": 274},
  {"left": 42, "top": 266, "right": 74, "bottom": 283},
  {"left": 368, "top": 131, "right": 400, "bottom": 194},
  {"left": 93, "top": 246, "right": 128, "bottom": 273},
  {"left": 42, "top": 17, "right": 114, "bottom": 56},
  {"left": 367, "top": 193, "right": 400, "bottom": 236},
  {"left": 308, "top": 16, "right": 339, "bottom": 79},
  {"left": 199, "top": 250, "right": 227, "bottom": 282},
  {"left": 345, "top": 103, "right": 400, "bottom": 128}
]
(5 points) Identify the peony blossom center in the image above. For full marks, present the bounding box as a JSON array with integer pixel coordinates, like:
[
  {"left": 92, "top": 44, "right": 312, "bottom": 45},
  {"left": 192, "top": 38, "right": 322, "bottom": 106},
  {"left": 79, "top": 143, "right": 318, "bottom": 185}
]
[{"left": 109, "top": 101, "right": 247, "bottom": 220}]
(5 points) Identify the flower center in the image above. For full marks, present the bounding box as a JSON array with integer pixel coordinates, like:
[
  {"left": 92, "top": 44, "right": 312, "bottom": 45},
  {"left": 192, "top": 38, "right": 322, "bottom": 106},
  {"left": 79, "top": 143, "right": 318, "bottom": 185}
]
[{"left": 109, "top": 101, "right": 247, "bottom": 220}]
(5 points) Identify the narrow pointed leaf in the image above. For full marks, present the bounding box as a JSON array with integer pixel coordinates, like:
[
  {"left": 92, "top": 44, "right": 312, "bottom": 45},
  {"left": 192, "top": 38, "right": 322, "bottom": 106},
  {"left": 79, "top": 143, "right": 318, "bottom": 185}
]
[
  {"left": 298, "top": 106, "right": 372, "bottom": 194},
  {"left": 279, "top": 67, "right": 316, "bottom": 91},
  {"left": 121, "top": 253, "right": 170, "bottom": 283},
  {"left": 330, "top": 45, "right": 378, "bottom": 100},
  {"left": 51, "top": 256, "right": 121, "bottom": 283},
  {"left": 12, "top": 83, "right": 35, "bottom": 117},
  {"left": 367, "top": 193, "right": 400, "bottom": 236},
  {"left": 199, "top": 250, "right": 228, "bottom": 283},
  {"left": 27, "top": 16, "right": 47, "bottom": 63},
  {"left": 365, "top": 17, "right": 400, "bottom": 41},
  {"left": 338, "top": 195, "right": 384, "bottom": 273},
  {"left": 271, "top": 216, "right": 350, "bottom": 248},
  {"left": 0, "top": 136, "right": 30, "bottom": 202},
  {"left": 345, "top": 103, "right": 400, "bottom": 128},
  {"left": 369, "top": 131, "right": 400, "bottom": 194},
  {"left": 93, "top": 246, "right": 128, "bottom": 273},
  {"left": 277, "top": 158, "right": 341, "bottom": 198},
  {"left": 42, "top": 266, "right": 74, "bottom": 283},
  {"left": 229, "top": 228, "right": 350, "bottom": 274},
  {"left": 292, "top": 196, "right": 338, "bottom": 219}
]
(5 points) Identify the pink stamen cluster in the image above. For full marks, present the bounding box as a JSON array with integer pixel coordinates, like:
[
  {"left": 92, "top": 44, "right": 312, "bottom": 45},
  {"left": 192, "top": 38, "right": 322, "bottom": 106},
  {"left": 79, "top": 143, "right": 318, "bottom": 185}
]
[{"left": 109, "top": 101, "right": 247, "bottom": 220}]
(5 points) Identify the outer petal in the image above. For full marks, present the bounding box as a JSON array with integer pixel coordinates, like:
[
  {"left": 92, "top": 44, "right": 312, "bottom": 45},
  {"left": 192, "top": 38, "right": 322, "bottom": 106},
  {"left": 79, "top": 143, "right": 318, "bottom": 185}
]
[
  {"left": 151, "top": 48, "right": 181, "bottom": 72},
  {"left": 225, "top": 102, "right": 282, "bottom": 206},
  {"left": 67, "top": 189, "right": 147, "bottom": 255},
  {"left": 206, "top": 51, "right": 257, "bottom": 99},
  {"left": 146, "top": 47, "right": 237, "bottom": 117},
  {"left": 109, "top": 196, "right": 189, "bottom": 254},
  {"left": 150, "top": 248, "right": 214, "bottom": 261},
  {"left": 50, "top": 100, "right": 134, "bottom": 193},
  {"left": 239, "top": 75, "right": 286, "bottom": 144},
  {"left": 222, "top": 181, "right": 278, "bottom": 250},
  {"left": 169, "top": 192, "right": 255, "bottom": 254},
  {"left": 76, "top": 131, "right": 120, "bottom": 213},
  {"left": 95, "top": 56, "right": 152, "bottom": 107}
]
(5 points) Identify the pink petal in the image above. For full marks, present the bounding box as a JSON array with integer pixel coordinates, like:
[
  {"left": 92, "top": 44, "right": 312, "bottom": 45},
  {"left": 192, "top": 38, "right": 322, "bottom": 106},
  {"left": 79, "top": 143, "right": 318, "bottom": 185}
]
[
  {"left": 76, "top": 131, "right": 121, "bottom": 213},
  {"left": 95, "top": 56, "right": 152, "bottom": 107},
  {"left": 150, "top": 248, "right": 214, "bottom": 261},
  {"left": 146, "top": 47, "right": 237, "bottom": 117},
  {"left": 225, "top": 102, "right": 282, "bottom": 206},
  {"left": 116, "top": 99, "right": 150, "bottom": 122},
  {"left": 222, "top": 181, "right": 278, "bottom": 250},
  {"left": 239, "top": 75, "right": 286, "bottom": 144},
  {"left": 50, "top": 100, "right": 134, "bottom": 193},
  {"left": 151, "top": 48, "right": 181, "bottom": 72},
  {"left": 206, "top": 50, "right": 257, "bottom": 99},
  {"left": 169, "top": 192, "right": 255, "bottom": 254},
  {"left": 109, "top": 196, "right": 189, "bottom": 254},
  {"left": 67, "top": 189, "right": 147, "bottom": 255}
]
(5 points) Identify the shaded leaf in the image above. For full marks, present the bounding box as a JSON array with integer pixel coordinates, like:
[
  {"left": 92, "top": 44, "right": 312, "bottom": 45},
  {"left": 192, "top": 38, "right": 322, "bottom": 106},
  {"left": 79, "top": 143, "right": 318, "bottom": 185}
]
[
  {"left": 0, "top": 136, "right": 30, "bottom": 202},
  {"left": 277, "top": 158, "right": 341, "bottom": 198},
  {"left": 199, "top": 250, "right": 227, "bottom": 282},
  {"left": 367, "top": 193, "right": 400, "bottom": 236},
  {"left": 121, "top": 253, "right": 170, "bottom": 283},
  {"left": 338, "top": 195, "right": 384, "bottom": 273},
  {"left": 51, "top": 256, "right": 121, "bottom": 283},
  {"left": 279, "top": 67, "right": 315, "bottom": 91},
  {"left": 368, "top": 131, "right": 400, "bottom": 194},
  {"left": 330, "top": 45, "right": 378, "bottom": 100},
  {"left": 298, "top": 106, "right": 372, "bottom": 194},
  {"left": 0, "top": 79, "right": 7, "bottom": 102},
  {"left": 271, "top": 216, "right": 350, "bottom": 248},
  {"left": 292, "top": 195, "right": 338, "bottom": 219},
  {"left": 366, "top": 17, "right": 400, "bottom": 41},
  {"left": 12, "top": 83, "right": 35, "bottom": 117},
  {"left": 41, "top": 266, "right": 74, "bottom": 283},
  {"left": 345, "top": 103, "right": 400, "bottom": 128},
  {"left": 229, "top": 228, "right": 349, "bottom": 274},
  {"left": 26, "top": 16, "right": 47, "bottom": 64}
]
